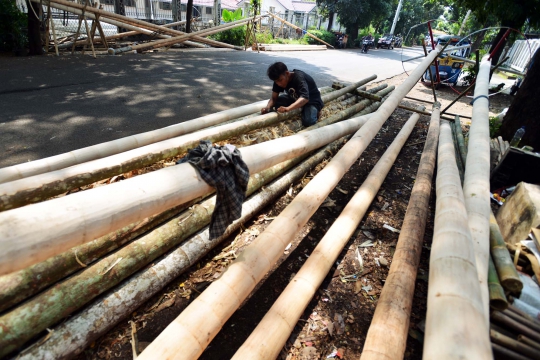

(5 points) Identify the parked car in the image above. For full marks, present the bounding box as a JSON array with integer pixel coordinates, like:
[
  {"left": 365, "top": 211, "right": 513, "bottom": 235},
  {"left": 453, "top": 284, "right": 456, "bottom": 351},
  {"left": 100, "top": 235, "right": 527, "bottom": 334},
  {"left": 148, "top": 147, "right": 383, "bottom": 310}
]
[
  {"left": 377, "top": 34, "right": 395, "bottom": 49},
  {"left": 422, "top": 52, "right": 465, "bottom": 87},
  {"left": 434, "top": 35, "right": 472, "bottom": 57}
]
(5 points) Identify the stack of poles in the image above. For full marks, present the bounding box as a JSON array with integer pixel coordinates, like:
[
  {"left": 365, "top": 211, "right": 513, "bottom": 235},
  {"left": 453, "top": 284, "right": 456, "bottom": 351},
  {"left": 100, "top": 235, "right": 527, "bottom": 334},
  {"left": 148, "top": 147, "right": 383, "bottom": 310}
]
[
  {"left": 0, "top": 77, "right": 385, "bottom": 277},
  {"left": 0, "top": 80, "right": 393, "bottom": 357},
  {"left": 0, "top": 78, "right": 377, "bottom": 212},
  {"left": 134, "top": 46, "right": 443, "bottom": 359},
  {"left": 359, "top": 102, "right": 440, "bottom": 359},
  {"left": 233, "top": 106, "right": 426, "bottom": 359},
  {"left": 30, "top": 0, "right": 244, "bottom": 51},
  {"left": 14, "top": 88, "right": 396, "bottom": 360}
]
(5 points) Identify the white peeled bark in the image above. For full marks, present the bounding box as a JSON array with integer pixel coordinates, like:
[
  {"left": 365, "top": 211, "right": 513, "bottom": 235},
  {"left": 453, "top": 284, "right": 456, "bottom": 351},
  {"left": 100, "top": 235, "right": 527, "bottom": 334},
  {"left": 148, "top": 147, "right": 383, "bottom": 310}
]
[
  {"left": 463, "top": 56, "right": 493, "bottom": 327},
  {"left": 137, "top": 46, "right": 443, "bottom": 360},
  {"left": 233, "top": 110, "right": 421, "bottom": 360},
  {"left": 16, "top": 138, "right": 348, "bottom": 360},
  {"left": 423, "top": 120, "right": 492, "bottom": 360},
  {"left": 0, "top": 78, "right": 376, "bottom": 276}
]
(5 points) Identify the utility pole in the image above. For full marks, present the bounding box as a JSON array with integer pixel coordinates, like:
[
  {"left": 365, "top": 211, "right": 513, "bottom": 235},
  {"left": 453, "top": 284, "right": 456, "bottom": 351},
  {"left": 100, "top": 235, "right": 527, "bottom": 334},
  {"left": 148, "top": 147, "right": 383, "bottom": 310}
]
[{"left": 389, "top": 0, "right": 403, "bottom": 35}]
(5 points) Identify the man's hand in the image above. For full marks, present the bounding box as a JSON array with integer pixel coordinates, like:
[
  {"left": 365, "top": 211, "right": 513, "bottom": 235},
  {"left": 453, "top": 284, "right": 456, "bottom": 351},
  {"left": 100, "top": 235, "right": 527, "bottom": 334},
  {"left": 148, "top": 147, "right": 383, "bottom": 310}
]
[
  {"left": 277, "top": 106, "right": 289, "bottom": 113},
  {"left": 261, "top": 107, "right": 269, "bottom": 114}
]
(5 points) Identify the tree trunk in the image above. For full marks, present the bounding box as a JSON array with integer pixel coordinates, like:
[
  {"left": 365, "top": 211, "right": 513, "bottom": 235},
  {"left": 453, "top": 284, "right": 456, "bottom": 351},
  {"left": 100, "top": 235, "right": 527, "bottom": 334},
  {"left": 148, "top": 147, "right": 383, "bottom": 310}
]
[
  {"left": 26, "top": 0, "right": 42, "bottom": 55},
  {"left": 498, "top": 48, "right": 540, "bottom": 151},
  {"left": 326, "top": 11, "right": 334, "bottom": 31},
  {"left": 186, "top": 0, "right": 193, "bottom": 33},
  {"left": 347, "top": 22, "right": 359, "bottom": 48}
]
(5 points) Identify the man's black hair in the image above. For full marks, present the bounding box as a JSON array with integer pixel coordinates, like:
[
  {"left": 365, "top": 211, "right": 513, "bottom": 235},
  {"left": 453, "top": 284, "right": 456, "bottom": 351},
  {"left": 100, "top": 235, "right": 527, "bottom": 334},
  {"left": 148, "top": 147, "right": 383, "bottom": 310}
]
[{"left": 267, "top": 62, "right": 288, "bottom": 81}]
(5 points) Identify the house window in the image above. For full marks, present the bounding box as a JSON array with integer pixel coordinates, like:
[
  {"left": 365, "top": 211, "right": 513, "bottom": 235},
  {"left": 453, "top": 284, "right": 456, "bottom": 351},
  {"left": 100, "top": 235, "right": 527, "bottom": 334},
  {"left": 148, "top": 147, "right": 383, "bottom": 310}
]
[
  {"left": 269, "top": 6, "right": 275, "bottom": 14},
  {"left": 100, "top": 0, "right": 114, "bottom": 5},
  {"left": 206, "top": 7, "right": 212, "bottom": 14},
  {"left": 124, "top": 0, "right": 136, "bottom": 7},
  {"left": 159, "top": 1, "right": 171, "bottom": 10},
  {"left": 192, "top": 5, "right": 201, "bottom": 16},
  {"left": 181, "top": 3, "right": 186, "bottom": 11}
]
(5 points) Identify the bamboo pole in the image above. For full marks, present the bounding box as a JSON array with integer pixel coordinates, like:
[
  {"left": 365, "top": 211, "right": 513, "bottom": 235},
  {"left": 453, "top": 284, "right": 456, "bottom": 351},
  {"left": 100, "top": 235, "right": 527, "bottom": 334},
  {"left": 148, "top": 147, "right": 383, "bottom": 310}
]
[
  {"left": 451, "top": 117, "right": 465, "bottom": 183},
  {"left": 0, "top": 80, "right": 379, "bottom": 275},
  {"left": 454, "top": 115, "right": 467, "bottom": 165},
  {"left": 0, "top": 79, "right": 373, "bottom": 211},
  {"left": 233, "top": 108, "right": 423, "bottom": 360},
  {"left": 491, "top": 342, "right": 533, "bottom": 360},
  {"left": 0, "top": 140, "right": 333, "bottom": 357},
  {"left": 509, "top": 304, "right": 540, "bottom": 325},
  {"left": 492, "top": 329, "right": 540, "bottom": 359},
  {"left": 489, "top": 254, "right": 509, "bottom": 311},
  {"left": 0, "top": 102, "right": 270, "bottom": 185},
  {"left": 108, "top": 16, "right": 265, "bottom": 55},
  {"left": 489, "top": 211, "right": 523, "bottom": 293},
  {"left": 518, "top": 335, "right": 540, "bottom": 351},
  {"left": 0, "top": 194, "right": 205, "bottom": 313},
  {"left": 34, "top": 0, "right": 238, "bottom": 50},
  {"left": 463, "top": 56, "right": 493, "bottom": 328},
  {"left": 136, "top": 46, "right": 444, "bottom": 360},
  {"left": 360, "top": 103, "right": 440, "bottom": 360},
  {"left": 16, "top": 138, "right": 349, "bottom": 360},
  {"left": 491, "top": 311, "right": 540, "bottom": 343},
  {"left": 267, "top": 12, "right": 333, "bottom": 48},
  {"left": 423, "top": 120, "right": 492, "bottom": 359},
  {"left": 503, "top": 309, "right": 540, "bottom": 334}
]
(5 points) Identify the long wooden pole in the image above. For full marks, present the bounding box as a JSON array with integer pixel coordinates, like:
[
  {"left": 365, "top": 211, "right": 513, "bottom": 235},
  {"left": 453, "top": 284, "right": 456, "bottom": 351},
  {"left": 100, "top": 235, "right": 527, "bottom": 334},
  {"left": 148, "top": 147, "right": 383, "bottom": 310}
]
[
  {"left": 463, "top": 56, "right": 493, "bottom": 327},
  {"left": 0, "top": 79, "right": 373, "bottom": 211},
  {"left": 136, "top": 47, "right": 444, "bottom": 360},
  {"left": 0, "top": 80, "right": 376, "bottom": 275},
  {"left": 16, "top": 138, "right": 350, "bottom": 360},
  {"left": 108, "top": 16, "right": 266, "bottom": 55},
  {"left": 267, "top": 12, "right": 333, "bottom": 48},
  {"left": 423, "top": 120, "right": 492, "bottom": 359},
  {"left": 233, "top": 109, "right": 422, "bottom": 360},
  {"left": 360, "top": 103, "right": 440, "bottom": 360},
  {"left": 491, "top": 311, "right": 540, "bottom": 343}
]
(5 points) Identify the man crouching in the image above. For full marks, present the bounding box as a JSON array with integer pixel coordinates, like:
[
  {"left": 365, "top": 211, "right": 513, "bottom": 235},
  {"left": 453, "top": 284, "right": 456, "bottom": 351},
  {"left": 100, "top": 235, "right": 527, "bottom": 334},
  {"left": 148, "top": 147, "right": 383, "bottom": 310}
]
[{"left": 261, "top": 62, "right": 324, "bottom": 127}]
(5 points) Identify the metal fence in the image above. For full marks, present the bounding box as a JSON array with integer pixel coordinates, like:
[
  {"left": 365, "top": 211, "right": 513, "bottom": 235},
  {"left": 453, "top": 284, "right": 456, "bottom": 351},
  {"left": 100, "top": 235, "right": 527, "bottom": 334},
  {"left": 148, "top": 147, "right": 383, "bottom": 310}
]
[{"left": 504, "top": 39, "right": 540, "bottom": 72}]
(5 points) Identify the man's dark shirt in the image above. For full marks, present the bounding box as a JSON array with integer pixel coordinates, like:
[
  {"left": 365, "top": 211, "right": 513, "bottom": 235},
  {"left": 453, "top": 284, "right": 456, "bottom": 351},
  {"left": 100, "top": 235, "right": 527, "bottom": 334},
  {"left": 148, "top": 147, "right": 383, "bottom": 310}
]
[{"left": 272, "top": 69, "right": 324, "bottom": 111}]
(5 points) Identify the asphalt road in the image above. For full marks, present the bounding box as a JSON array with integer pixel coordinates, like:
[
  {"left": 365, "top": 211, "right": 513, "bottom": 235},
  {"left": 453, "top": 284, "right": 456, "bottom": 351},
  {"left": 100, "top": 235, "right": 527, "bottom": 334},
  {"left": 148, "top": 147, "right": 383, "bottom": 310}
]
[{"left": 0, "top": 46, "right": 425, "bottom": 168}]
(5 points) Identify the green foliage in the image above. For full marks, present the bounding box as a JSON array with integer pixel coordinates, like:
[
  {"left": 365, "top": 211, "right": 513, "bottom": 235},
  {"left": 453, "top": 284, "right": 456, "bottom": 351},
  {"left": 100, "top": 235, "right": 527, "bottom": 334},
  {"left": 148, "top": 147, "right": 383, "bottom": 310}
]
[
  {"left": 255, "top": 30, "right": 273, "bottom": 44},
  {"left": 489, "top": 116, "right": 502, "bottom": 137},
  {"left": 222, "top": 8, "right": 243, "bottom": 22},
  {"left": 209, "top": 26, "right": 246, "bottom": 46},
  {"left": 304, "top": 29, "right": 335, "bottom": 46},
  {"left": 0, "top": 0, "right": 27, "bottom": 51}
]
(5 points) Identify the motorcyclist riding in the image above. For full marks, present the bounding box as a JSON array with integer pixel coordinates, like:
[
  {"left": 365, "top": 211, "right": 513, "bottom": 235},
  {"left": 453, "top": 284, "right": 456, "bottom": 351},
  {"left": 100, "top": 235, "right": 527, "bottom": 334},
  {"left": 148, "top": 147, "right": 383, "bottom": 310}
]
[{"left": 362, "top": 33, "right": 374, "bottom": 53}]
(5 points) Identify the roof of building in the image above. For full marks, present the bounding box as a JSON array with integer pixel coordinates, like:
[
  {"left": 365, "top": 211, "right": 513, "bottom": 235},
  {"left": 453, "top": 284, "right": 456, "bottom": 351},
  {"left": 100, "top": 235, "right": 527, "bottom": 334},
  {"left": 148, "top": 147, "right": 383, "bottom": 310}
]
[
  {"left": 275, "top": 0, "right": 316, "bottom": 12},
  {"left": 178, "top": 0, "right": 241, "bottom": 10}
]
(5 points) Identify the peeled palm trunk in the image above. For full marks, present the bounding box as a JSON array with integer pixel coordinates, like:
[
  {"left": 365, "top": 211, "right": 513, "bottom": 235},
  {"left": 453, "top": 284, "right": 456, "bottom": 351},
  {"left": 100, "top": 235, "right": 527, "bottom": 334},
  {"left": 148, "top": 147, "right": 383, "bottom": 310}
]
[
  {"left": 0, "top": 81, "right": 383, "bottom": 276},
  {"left": 463, "top": 56, "right": 493, "bottom": 326},
  {"left": 360, "top": 103, "right": 440, "bottom": 360},
  {"left": 0, "top": 79, "right": 373, "bottom": 211},
  {"left": 136, "top": 46, "right": 443, "bottom": 359},
  {"left": 15, "top": 137, "right": 348, "bottom": 360},
  {"left": 233, "top": 109, "right": 422, "bottom": 360},
  {"left": 423, "top": 120, "right": 492, "bottom": 359}
]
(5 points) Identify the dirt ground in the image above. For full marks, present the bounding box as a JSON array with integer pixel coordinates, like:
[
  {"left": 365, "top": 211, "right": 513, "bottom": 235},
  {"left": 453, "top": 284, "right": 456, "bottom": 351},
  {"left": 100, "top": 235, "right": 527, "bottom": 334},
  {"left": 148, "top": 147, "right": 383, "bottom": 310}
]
[{"left": 73, "top": 73, "right": 514, "bottom": 360}]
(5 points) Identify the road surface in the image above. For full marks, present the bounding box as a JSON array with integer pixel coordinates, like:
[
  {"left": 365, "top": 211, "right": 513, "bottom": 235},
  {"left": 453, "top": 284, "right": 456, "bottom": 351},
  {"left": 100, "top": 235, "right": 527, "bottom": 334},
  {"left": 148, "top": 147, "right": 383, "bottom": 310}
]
[{"left": 0, "top": 46, "right": 425, "bottom": 168}]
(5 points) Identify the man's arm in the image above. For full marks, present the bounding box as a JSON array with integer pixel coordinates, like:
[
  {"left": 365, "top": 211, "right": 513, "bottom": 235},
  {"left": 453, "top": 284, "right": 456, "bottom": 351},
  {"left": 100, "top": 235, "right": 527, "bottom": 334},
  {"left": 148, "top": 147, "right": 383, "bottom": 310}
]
[
  {"left": 277, "top": 97, "right": 308, "bottom": 113},
  {"left": 261, "top": 91, "right": 280, "bottom": 114}
]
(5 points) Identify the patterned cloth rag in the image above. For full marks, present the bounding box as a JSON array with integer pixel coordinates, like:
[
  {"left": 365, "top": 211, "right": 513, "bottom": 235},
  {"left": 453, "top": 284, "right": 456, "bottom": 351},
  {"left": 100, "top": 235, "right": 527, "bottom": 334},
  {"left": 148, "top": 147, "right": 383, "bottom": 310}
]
[{"left": 177, "top": 140, "right": 250, "bottom": 239}]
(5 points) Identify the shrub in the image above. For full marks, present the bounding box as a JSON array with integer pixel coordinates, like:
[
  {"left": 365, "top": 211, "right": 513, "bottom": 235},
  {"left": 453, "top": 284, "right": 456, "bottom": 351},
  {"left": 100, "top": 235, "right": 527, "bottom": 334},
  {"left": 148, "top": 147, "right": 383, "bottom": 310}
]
[
  {"left": 0, "top": 0, "right": 27, "bottom": 51},
  {"left": 209, "top": 26, "right": 246, "bottom": 46},
  {"left": 256, "top": 30, "right": 273, "bottom": 44},
  {"left": 304, "top": 29, "right": 335, "bottom": 46}
]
